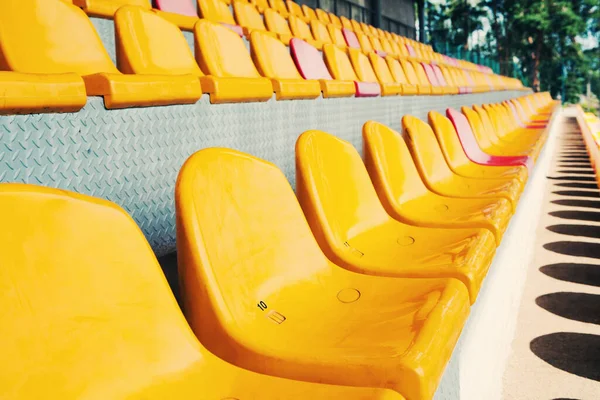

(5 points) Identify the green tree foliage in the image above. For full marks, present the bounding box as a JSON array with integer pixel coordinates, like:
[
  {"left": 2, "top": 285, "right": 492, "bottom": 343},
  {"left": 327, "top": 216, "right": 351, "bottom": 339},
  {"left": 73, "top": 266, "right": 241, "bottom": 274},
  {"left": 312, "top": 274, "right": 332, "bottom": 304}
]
[{"left": 426, "top": 0, "right": 599, "bottom": 103}]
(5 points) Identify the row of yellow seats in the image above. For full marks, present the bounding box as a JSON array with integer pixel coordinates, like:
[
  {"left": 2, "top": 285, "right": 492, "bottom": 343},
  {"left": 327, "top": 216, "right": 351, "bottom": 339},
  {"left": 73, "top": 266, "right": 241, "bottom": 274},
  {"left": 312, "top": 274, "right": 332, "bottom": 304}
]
[
  {"left": 576, "top": 107, "right": 600, "bottom": 187},
  {"left": 0, "top": 0, "right": 520, "bottom": 116},
  {"left": 0, "top": 93, "right": 555, "bottom": 400}
]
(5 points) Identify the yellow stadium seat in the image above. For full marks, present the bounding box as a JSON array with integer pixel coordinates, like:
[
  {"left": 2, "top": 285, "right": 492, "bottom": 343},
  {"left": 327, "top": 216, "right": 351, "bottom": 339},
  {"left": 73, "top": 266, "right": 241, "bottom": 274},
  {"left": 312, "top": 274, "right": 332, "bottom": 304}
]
[
  {"left": 474, "top": 105, "right": 541, "bottom": 159},
  {"left": 251, "top": 0, "right": 269, "bottom": 13},
  {"left": 195, "top": 20, "right": 273, "bottom": 103},
  {"left": 356, "top": 32, "right": 375, "bottom": 53},
  {"left": 295, "top": 130, "right": 496, "bottom": 302},
  {"left": 302, "top": 4, "right": 318, "bottom": 21},
  {"left": 250, "top": 31, "right": 321, "bottom": 100},
  {"left": 73, "top": 0, "right": 150, "bottom": 18},
  {"left": 402, "top": 115, "right": 523, "bottom": 211},
  {"left": 483, "top": 103, "right": 545, "bottom": 153},
  {"left": 0, "top": 71, "right": 87, "bottom": 114},
  {"left": 316, "top": 8, "right": 331, "bottom": 24},
  {"left": 384, "top": 56, "right": 418, "bottom": 95},
  {"left": 348, "top": 48, "right": 402, "bottom": 96},
  {"left": 198, "top": 0, "right": 237, "bottom": 25},
  {"left": 340, "top": 16, "right": 354, "bottom": 31},
  {"left": 310, "top": 19, "right": 334, "bottom": 45},
  {"left": 234, "top": 0, "right": 273, "bottom": 36},
  {"left": 369, "top": 36, "right": 388, "bottom": 56},
  {"left": 323, "top": 44, "right": 380, "bottom": 96},
  {"left": 428, "top": 111, "right": 528, "bottom": 184},
  {"left": 264, "top": 8, "right": 294, "bottom": 44},
  {"left": 398, "top": 59, "right": 432, "bottom": 94},
  {"left": 289, "top": 15, "right": 323, "bottom": 49},
  {"left": 114, "top": 6, "right": 202, "bottom": 103},
  {"left": 268, "top": 0, "right": 289, "bottom": 16},
  {"left": 176, "top": 148, "right": 471, "bottom": 400},
  {"left": 0, "top": 183, "right": 405, "bottom": 400},
  {"left": 363, "top": 121, "right": 513, "bottom": 245},
  {"left": 351, "top": 19, "right": 363, "bottom": 34},
  {"left": 286, "top": 0, "right": 309, "bottom": 21},
  {"left": 367, "top": 53, "right": 403, "bottom": 95},
  {"left": 411, "top": 61, "right": 444, "bottom": 95},
  {"left": 327, "top": 24, "right": 348, "bottom": 48},
  {"left": 0, "top": 0, "right": 200, "bottom": 109},
  {"left": 328, "top": 12, "right": 342, "bottom": 28},
  {"left": 152, "top": 0, "right": 200, "bottom": 31}
]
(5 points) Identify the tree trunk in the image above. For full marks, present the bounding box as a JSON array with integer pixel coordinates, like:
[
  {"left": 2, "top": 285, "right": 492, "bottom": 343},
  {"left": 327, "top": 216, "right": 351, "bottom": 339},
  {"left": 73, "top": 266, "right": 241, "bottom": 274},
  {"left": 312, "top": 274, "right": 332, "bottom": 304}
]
[{"left": 532, "top": 32, "right": 543, "bottom": 91}]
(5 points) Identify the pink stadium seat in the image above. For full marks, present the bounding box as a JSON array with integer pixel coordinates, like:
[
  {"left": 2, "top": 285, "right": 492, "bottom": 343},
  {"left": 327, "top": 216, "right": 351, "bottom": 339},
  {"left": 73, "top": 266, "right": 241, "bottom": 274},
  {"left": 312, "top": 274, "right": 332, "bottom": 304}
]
[
  {"left": 446, "top": 108, "right": 533, "bottom": 170},
  {"left": 422, "top": 63, "right": 441, "bottom": 86},
  {"left": 155, "top": 0, "right": 197, "bottom": 17},
  {"left": 290, "top": 38, "right": 355, "bottom": 97},
  {"left": 432, "top": 65, "right": 448, "bottom": 86},
  {"left": 405, "top": 43, "right": 418, "bottom": 57},
  {"left": 341, "top": 28, "right": 360, "bottom": 49}
]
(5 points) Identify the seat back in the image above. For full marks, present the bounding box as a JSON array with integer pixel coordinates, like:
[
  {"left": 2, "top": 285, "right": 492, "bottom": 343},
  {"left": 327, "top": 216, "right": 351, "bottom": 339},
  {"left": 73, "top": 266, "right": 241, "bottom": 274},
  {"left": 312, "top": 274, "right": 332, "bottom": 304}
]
[
  {"left": 290, "top": 38, "right": 332, "bottom": 80},
  {"left": 302, "top": 5, "right": 318, "bottom": 21},
  {"left": 0, "top": 184, "right": 205, "bottom": 397},
  {"left": 399, "top": 59, "right": 420, "bottom": 85},
  {"left": 356, "top": 33, "right": 374, "bottom": 53},
  {"left": 369, "top": 36, "right": 386, "bottom": 54},
  {"left": 402, "top": 115, "right": 454, "bottom": 183},
  {"left": 380, "top": 38, "right": 395, "bottom": 55},
  {"left": 264, "top": 8, "right": 292, "bottom": 36},
  {"left": 432, "top": 65, "right": 449, "bottom": 86},
  {"left": 310, "top": 20, "right": 333, "bottom": 44},
  {"left": 0, "top": 0, "right": 118, "bottom": 75},
  {"left": 115, "top": 6, "right": 202, "bottom": 75},
  {"left": 428, "top": 111, "right": 472, "bottom": 169},
  {"left": 421, "top": 63, "right": 441, "bottom": 86},
  {"left": 289, "top": 15, "right": 314, "bottom": 42},
  {"left": 342, "top": 28, "right": 361, "bottom": 49},
  {"left": 405, "top": 43, "right": 418, "bottom": 57},
  {"left": 328, "top": 12, "right": 342, "bottom": 27},
  {"left": 322, "top": 44, "right": 358, "bottom": 81},
  {"left": 155, "top": 0, "right": 197, "bottom": 17},
  {"left": 386, "top": 57, "right": 409, "bottom": 84},
  {"left": 198, "top": 0, "right": 236, "bottom": 24},
  {"left": 460, "top": 106, "right": 495, "bottom": 149},
  {"left": 348, "top": 48, "right": 379, "bottom": 83},
  {"left": 177, "top": 149, "right": 330, "bottom": 333},
  {"left": 447, "top": 107, "right": 491, "bottom": 158},
  {"left": 296, "top": 130, "right": 391, "bottom": 245},
  {"left": 368, "top": 53, "right": 394, "bottom": 84},
  {"left": 340, "top": 16, "right": 353, "bottom": 31},
  {"left": 474, "top": 105, "right": 499, "bottom": 137},
  {"left": 73, "top": 0, "right": 151, "bottom": 18},
  {"left": 268, "top": 0, "right": 289, "bottom": 15},
  {"left": 286, "top": 0, "right": 305, "bottom": 19},
  {"left": 250, "top": 31, "right": 303, "bottom": 79},
  {"left": 233, "top": 1, "right": 268, "bottom": 31},
  {"left": 350, "top": 19, "right": 363, "bottom": 33},
  {"left": 327, "top": 25, "right": 347, "bottom": 47},
  {"left": 363, "top": 121, "right": 430, "bottom": 207},
  {"left": 412, "top": 61, "right": 434, "bottom": 86},
  {"left": 195, "top": 20, "right": 262, "bottom": 78},
  {"left": 316, "top": 9, "right": 331, "bottom": 24}
]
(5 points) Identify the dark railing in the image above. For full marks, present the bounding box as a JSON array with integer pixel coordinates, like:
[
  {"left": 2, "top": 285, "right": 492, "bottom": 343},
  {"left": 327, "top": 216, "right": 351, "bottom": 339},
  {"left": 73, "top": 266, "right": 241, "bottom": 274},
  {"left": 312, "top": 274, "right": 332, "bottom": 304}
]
[{"left": 381, "top": 16, "right": 416, "bottom": 39}]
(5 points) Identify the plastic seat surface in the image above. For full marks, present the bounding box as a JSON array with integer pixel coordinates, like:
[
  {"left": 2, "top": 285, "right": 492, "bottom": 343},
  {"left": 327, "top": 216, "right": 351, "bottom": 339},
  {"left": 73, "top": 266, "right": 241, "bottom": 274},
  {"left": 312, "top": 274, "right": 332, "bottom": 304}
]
[
  {"left": 367, "top": 53, "right": 403, "bottom": 95},
  {"left": 289, "top": 16, "right": 323, "bottom": 49},
  {"left": 195, "top": 20, "right": 272, "bottom": 103},
  {"left": 323, "top": 44, "right": 380, "bottom": 97},
  {"left": 295, "top": 130, "right": 497, "bottom": 302},
  {"left": 250, "top": 31, "right": 320, "bottom": 100},
  {"left": 363, "top": 121, "right": 513, "bottom": 245},
  {"left": 316, "top": 8, "right": 331, "bottom": 23},
  {"left": 447, "top": 108, "right": 533, "bottom": 170},
  {"left": 428, "top": 111, "right": 528, "bottom": 184},
  {"left": 0, "top": 71, "right": 87, "bottom": 114},
  {"left": 0, "top": 184, "right": 405, "bottom": 400},
  {"left": 268, "top": 0, "right": 289, "bottom": 16},
  {"left": 73, "top": 0, "right": 150, "bottom": 18},
  {"left": 233, "top": 1, "right": 270, "bottom": 35},
  {"left": 0, "top": 0, "right": 200, "bottom": 109},
  {"left": 342, "top": 28, "right": 361, "bottom": 48},
  {"left": 327, "top": 25, "right": 348, "bottom": 48},
  {"left": 176, "top": 148, "right": 471, "bottom": 400},
  {"left": 290, "top": 39, "right": 354, "bottom": 97},
  {"left": 198, "top": 0, "right": 244, "bottom": 35},
  {"left": 310, "top": 20, "right": 334, "bottom": 44},
  {"left": 412, "top": 62, "right": 443, "bottom": 95},
  {"left": 384, "top": 57, "right": 418, "bottom": 95},
  {"left": 402, "top": 115, "right": 523, "bottom": 211},
  {"left": 328, "top": 12, "right": 342, "bottom": 27},
  {"left": 114, "top": 6, "right": 202, "bottom": 103},
  {"left": 302, "top": 5, "right": 318, "bottom": 21},
  {"left": 287, "top": 0, "right": 308, "bottom": 21},
  {"left": 399, "top": 59, "right": 431, "bottom": 94},
  {"left": 264, "top": 8, "right": 294, "bottom": 44}
]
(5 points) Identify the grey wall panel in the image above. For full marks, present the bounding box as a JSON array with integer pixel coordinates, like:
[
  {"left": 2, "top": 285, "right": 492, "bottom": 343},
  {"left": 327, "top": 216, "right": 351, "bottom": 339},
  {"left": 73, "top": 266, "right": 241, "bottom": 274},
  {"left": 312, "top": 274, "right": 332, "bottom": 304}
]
[{"left": 0, "top": 91, "right": 530, "bottom": 256}]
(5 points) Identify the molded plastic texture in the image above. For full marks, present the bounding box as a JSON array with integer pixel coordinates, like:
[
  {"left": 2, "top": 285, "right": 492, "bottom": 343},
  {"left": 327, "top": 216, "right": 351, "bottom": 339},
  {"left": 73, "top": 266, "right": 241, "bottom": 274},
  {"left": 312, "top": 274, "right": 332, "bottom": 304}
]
[
  {"left": 176, "top": 148, "right": 470, "bottom": 400},
  {"left": 0, "top": 183, "right": 402, "bottom": 400}
]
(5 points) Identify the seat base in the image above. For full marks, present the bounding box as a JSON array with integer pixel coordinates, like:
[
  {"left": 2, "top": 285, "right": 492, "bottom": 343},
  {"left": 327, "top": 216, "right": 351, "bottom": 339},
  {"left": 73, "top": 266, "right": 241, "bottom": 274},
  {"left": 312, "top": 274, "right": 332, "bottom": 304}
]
[
  {"left": 271, "top": 78, "right": 321, "bottom": 100},
  {"left": 83, "top": 73, "right": 202, "bottom": 109},
  {"left": 201, "top": 76, "right": 273, "bottom": 103},
  {"left": 152, "top": 9, "right": 198, "bottom": 31},
  {"left": 319, "top": 79, "right": 355, "bottom": 98},
  {"left": 0, "top": 72, "right": 87, "bottom": 114}
]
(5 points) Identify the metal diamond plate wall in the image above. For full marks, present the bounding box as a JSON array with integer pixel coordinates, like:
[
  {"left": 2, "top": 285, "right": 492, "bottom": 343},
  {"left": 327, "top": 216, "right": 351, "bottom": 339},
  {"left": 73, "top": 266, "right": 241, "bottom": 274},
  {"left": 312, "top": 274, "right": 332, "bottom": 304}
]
[{"left": 0, "top": 91, "right": 530, "bottom": 255}]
